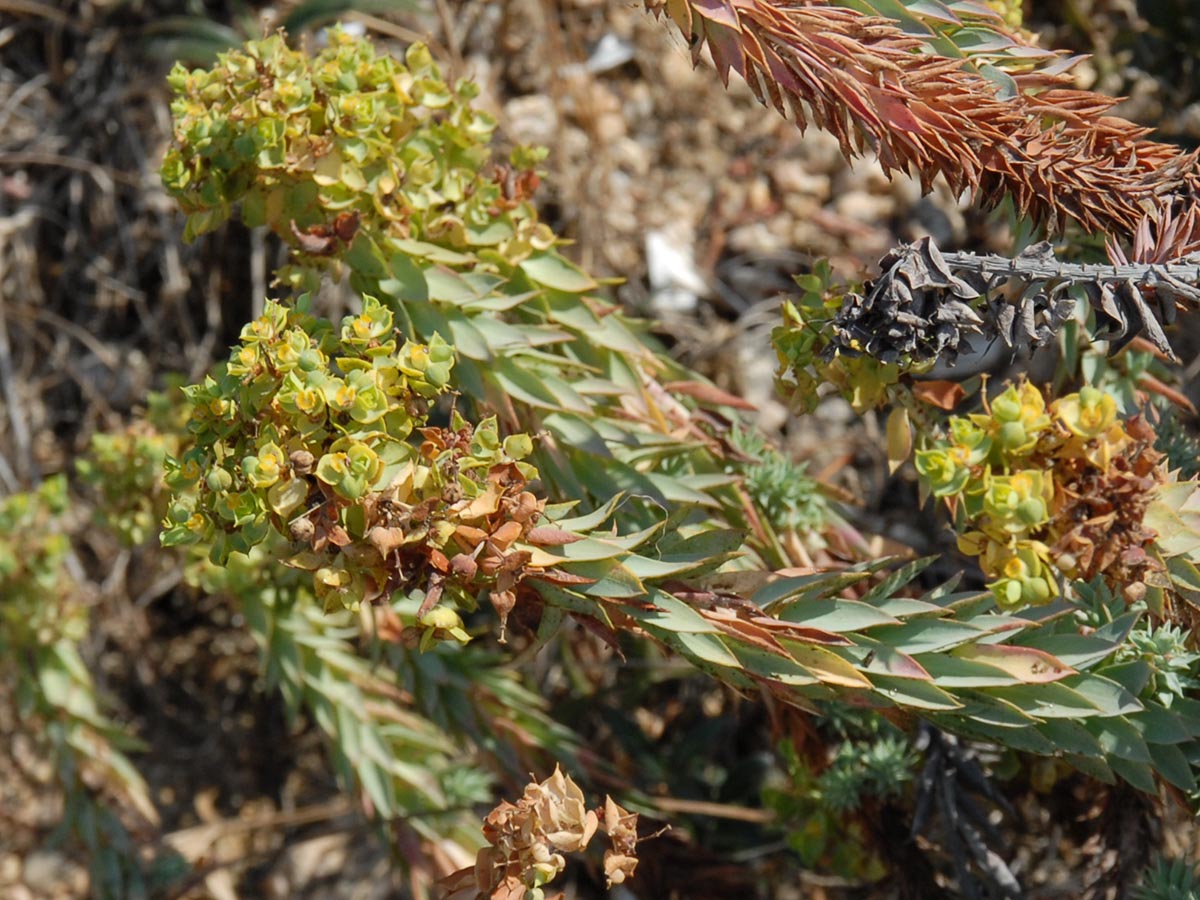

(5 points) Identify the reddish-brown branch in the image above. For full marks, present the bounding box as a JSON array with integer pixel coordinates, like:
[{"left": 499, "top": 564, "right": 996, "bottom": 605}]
[{"left": 645, "top": 0, "right": 1199, "bottom": 241}]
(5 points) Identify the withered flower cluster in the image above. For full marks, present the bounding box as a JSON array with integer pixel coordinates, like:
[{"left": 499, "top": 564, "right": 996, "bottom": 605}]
[
  {"left": 306, "top": 419, "right": 554, "bottom": 628},
  {"left": 1048, "top": 414, "right": 1168, "bottom": 598},
  {"left": 826, "top": 236, "right": 1200, "bottom": 369},
  {"left": 441, "top": 766, "right": 639, "bottom": 899},
  {"left": 826, "top": 238, "right": 1072, "bottom": 366}
]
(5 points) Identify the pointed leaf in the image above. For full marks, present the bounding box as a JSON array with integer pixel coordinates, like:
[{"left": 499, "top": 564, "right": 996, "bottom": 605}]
[
  {"left": 1097, "top": 660, "right": 1151, "bottom": 697},
  {"left": 1106, "top": 756, "right": 1157, "bottom": 794},
  {"left": 954, "top": 692, "right": 1039, "bottom": 727},
  {"left": 1035, "top": 719, "right": 1105, "bottom": 758},
  {"left": 1064, "top": 674, "right": 1142, "bottom": 717},
  {"left": 1064, "top": 753, "right": 1116, "bottom": 784},
  {"left": 754, "top": 571, "right": 875, "bottom": 609},
  {"left": 390, "top": 238, "right": 472, "bottom": 265},
  {"left": 425, "top": 268, "right": 483, "bottom": 304},
  {"left": 867, "top": 673, "right": 962, "bottom": 710},
  {"left": 777, "top": 598, "right": 901, "bottom": 631},
  {"left": 446, "top": 315, "right": 492, "bottom": 361},
  {"left": 1148, "top": 742, "right": 1198, "bottom": 793},
  {"left": 951, "top": 644, "right": 1076, "bottom": 683},
  {"left": 731, "top": 644, "right": 820, "bottom": 686},
  {"left": 629, "top": 590, "right": 718, "bottom": 633},
  {"left": 519, "top": 252, "right": 598, "bottom": 292},
  {"left": 874, "top": 596, "right": 949, "bottom": 619},
  {"left": 990, "top": 682, "right": 1102, "bottom": 718},
  {"left": 858, "top": 557, "right": 937, "bottom": 606},
  {"left": 655, "top": 628, "right": 742, "bottom": 668},
  {"left": 704, "top": 610, "right": 791, "bottom": 657},
  {"left": 780, "top": 641, "right": 873, "bottom": 689},
  {"left": 1016, "top": 632, "right": 1122, "bottom": 670},
  {"left": 1167, "top": 697, "right": 1200, "bottom": 737},
  {"left": 845, "top": 639, "right": 933, "bottom": 680},
  {"left": 1131, "top": 706, "right": 1191, "bottom": 745},
  {"left": 868, "top": 618, "right": 987, "bottom": 654},
  {"left": 380, "top": 252, "right": 429, "bottom": 302},
  {"left": 917, "top": 653, "right": 1024, "bottom": 688},
  {"left": 571, "top": 559, "right": 647, "bottom": 599},
  {"left": 1089, "top": 717, "right": 1152, "bottom": 763}
]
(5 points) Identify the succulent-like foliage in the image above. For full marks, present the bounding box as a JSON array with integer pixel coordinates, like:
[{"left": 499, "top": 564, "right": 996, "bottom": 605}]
[
  {"left": 156, "top": 32, "right": 1200, "bottom": 811},
  {"left": 1156, "top": 411, "right": 1200, "bottom": 481},
  {"left": 0, "top": 478, "right": 156, "bottom": 898},
  {"left": 1135, "top": 855, "right": 1200, "bottom": 900}
]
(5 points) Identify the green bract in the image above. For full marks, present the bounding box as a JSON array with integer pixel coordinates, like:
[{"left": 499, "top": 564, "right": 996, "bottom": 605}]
[
  {"left": 979, "top": 470, "right": 1052, "bottom": 536},
  {"left": 244, "top": 441, "right": 285, "bottom": 489},
  {"left": 979, "top": 381, "right": 1051, "bottom": 460},
  {"left": 984, "top": 541, "right": 1056, "bottom": 610},
  {"left": 1052, "top": 384, "right": 1118, "bottom": 440},
  {"left": 315, "top": 439, "right": 382, "bottom": 500},
  {"left": 914, "top": 446, "right": 971, "bottom": 498}
]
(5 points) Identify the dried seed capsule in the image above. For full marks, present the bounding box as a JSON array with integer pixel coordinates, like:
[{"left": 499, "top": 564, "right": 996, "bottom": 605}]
[
  {"left": 289, "top": 517, "right": 316, "bottom": 543},
  {"left": 289, "top": 449, "right": 315, "bottom": 475}
]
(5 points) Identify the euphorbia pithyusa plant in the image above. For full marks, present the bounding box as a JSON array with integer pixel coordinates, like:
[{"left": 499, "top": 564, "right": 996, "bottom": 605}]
[{"left": 116, "top": 6, "right": 1200, "bottom": 897}]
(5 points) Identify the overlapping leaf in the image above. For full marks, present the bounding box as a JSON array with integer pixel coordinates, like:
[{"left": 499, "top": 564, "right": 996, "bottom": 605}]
[{"left": 643, "top": 0, "right": 1200, "bottom": 239}]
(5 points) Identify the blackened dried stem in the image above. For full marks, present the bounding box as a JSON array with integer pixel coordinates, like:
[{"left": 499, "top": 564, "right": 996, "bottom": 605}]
[
  {"left": 939, "top": 249, "right": 1200, "bottom": 302},
  {"left": 868, "top": 238, "right": 1191, "bottom": 360}
]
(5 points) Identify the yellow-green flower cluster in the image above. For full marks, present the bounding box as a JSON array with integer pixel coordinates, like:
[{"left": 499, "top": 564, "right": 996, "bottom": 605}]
[
  {"left": 915, "top": 382, "right": 1128, "bottom": 610},
  {"left": 77, "top": 387, "right": 191, "bottom": 546},
  {"left": 0, "top": 477, "right": 82, "bottom": 649},
  {"left": 983, "top": 0, "right": 1023, "bottom": 29},
  {"left": 162, "top": 295, "right": 551, "bottom": 623},
  {"left": 160, "top": 30, "right": 534, "bottom": 258},
  {"left": 162, "top": 295, "right": 454, "bottom": 565}
]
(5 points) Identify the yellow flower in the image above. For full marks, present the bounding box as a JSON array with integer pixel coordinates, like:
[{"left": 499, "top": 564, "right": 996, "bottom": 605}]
[
  {"left": 981, "top": 541, "right": 1057, "bottom": 610},
  {"left": 1052, "top": 386, "right": 1118, "bottom": 440},
  {"left": 332, "top": 382, "right": 357, "bottom": 410}
]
